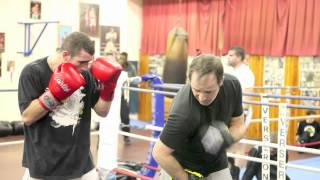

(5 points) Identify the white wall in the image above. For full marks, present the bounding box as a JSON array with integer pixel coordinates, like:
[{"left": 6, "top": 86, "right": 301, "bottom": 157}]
[{"left": 0, "top": 0, "right": 142, "bottom": 121}]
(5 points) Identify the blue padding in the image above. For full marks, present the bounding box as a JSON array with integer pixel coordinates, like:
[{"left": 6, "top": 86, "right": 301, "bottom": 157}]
[{"left": 129, "top": 119, "right": 151, "bottom": 128}]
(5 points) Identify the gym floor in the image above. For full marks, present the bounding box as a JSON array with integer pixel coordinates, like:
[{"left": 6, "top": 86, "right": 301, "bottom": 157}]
[
  {"left": 0, "top": 128, "right": 152, "bottom": 180},
  {"left": 0, "top": 128, "right": 318, "bottom": 180}
]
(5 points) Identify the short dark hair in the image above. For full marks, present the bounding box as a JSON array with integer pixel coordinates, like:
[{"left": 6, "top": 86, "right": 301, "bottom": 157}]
[
  {"left": 230, "top": 46, "right": 245, "bottom": 61},
  {"left": 120, "top": 52, "right": 128, "bottom": 59},
  {"left": 188, "top": 54, "right": 224, "bottom": 84},
  {"left": 60, "top": 32, "right": 95, "bottom": 57}
]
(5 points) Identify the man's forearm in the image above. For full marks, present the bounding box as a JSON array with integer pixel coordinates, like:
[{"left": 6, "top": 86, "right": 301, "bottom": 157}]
[
  {"left": 93, "top": 98, "right": 111, "bottom": 117},
  {"left": 229, "top": 123, "right": 246, "bottom": 142},
  {"left": 156, "top": 154, "right": 187, "bottom": 180},
  {"left": 21, "top": 99, "right": 48, "bottom": 125}
]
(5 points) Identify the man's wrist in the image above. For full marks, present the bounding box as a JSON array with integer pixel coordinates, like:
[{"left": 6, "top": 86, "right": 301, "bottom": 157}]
[{"left": 38, "top": 90, "right": 60, "bottom": 110}]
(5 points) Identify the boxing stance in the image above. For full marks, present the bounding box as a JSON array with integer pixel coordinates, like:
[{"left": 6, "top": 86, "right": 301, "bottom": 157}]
[
  {"left": 152, "top": 55, "right": 246, "bottom": 180},
  {"left": 18, "top": 32, "right": 121, "bottom": 179}
]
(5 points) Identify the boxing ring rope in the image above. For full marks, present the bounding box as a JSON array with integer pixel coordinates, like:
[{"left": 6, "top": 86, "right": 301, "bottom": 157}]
[
  {"left": 122, "top": 86, "right": 177, "bottom": 97},
  {"left": 249, "top": 86, "right": 320, "bottom": 90},
  {"left": 106, "top": 130, "right": 320, "bottom": 173},
  {"left": 1, "top": 75, "right": 320, "bottom": 179},
  {"left": 243, "top": 92, "right": 320, "bottom": 101},
  {"left": 124, "top": 86, "right": 320, "bottom": 110},
  {"left": 250, "top": 114, "right": 320, "bottom": 123}
]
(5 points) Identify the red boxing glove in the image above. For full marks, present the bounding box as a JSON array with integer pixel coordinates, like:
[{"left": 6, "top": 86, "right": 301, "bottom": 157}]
[
  {"left": 91, "top": 57, "right": 122, "bottom": 101},
  {"left": 38, "top": 63, "right": 86, "bottom": 110}
]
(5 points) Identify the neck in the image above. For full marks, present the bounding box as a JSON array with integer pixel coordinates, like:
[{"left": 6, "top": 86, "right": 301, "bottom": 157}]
[
  {"left": 47, "top": 54, "right": 62, "bottom": 72},
  {"left": 233, "top": 62, "right": 243, "bottom": 69}
]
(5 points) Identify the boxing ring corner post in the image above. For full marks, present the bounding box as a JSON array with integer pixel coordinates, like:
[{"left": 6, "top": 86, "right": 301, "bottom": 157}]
[{"left": 139, "top": 74, "right": 165, "bottom": 178}]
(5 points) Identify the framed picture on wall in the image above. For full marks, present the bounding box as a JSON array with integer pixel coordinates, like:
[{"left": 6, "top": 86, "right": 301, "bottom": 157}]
[
  {"left": 30, "top": 1, "right": 41, "bottom": 20},
  {"left": 58, "top": 25, "right": 72, "bottom": 48},
  {"left": 79, "top": 3, "right": 99, "bottom": 37},
  {"left": 0, "top": 55, "right": 2, "bottom": 77},
  {"left": 7, "top": 60, "right": 15, "bottom": 82},
  {"left": 100, "top": 26, "right": 120, "bottom": 56},
  {"left": 0, "top": 32, "right": 4, "bottom": 53}
]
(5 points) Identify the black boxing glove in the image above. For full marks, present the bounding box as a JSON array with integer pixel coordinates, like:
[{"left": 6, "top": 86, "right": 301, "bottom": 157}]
[{"left": 200, "top": 120, "right": 235, "bottom": 155}]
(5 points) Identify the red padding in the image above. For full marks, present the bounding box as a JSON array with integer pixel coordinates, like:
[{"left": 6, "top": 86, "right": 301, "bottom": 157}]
[
  {"left": 292, "top": 141, "right": 320, "bottom": 147},
  {"left": 142, "top": 163, "right": 160, "bottom": 172},
  {"left": 112, "top": 168, "right": 154, "bottom": 180}
]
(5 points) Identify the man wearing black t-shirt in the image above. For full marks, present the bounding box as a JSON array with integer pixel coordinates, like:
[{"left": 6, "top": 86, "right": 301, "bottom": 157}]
[
  {"left": 18, "top": 32, "right": 122, "bottom": 179},
  {"left": 153, "top": 55, "right": 246, "bottom": 180}
]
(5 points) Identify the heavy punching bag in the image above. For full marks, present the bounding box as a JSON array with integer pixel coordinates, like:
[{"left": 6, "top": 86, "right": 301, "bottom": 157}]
[{"left": 163, "top": 27, "right": 188, "bottom": 85}]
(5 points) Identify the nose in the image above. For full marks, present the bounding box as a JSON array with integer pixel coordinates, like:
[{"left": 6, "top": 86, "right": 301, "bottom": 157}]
[
  {"left": 80, "top": 63, "right": 90, "bottom": 71},
  {"left": 198, "top": 93, "right": 207, "bottom": 103}
]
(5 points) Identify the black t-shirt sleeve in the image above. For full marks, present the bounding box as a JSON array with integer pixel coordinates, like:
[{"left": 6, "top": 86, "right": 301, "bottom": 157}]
[
  {"left": 232, "top": 78, "right": 243, "bottom": 117},
  {"left": 160, "top": 111, "right": 192, "bottom": 150},
  {"left": 160, "top": 88, "right": 195, "bottom": 150},
  {"left": 18, "top": 64, "right": 45, "bottom": 113}
]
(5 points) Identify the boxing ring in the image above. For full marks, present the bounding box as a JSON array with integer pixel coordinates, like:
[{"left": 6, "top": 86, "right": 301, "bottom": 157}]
[{"left": 1, "top": 74, "right": 320, "bottom": 179}]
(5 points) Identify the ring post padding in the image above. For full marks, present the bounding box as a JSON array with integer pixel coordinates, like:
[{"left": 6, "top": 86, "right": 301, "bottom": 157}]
[
  {"left": 277, "top": 103, "right": 288, "bottom": 180},
  {"left": 139, "top": 74, "right": 164, "bottom": 177},
  {"left": 261, "top": 95, "right": 270, "bottom": 179}
]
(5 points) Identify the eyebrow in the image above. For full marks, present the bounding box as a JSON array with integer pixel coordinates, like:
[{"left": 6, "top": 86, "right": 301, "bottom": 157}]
[{"left": 79, "top": 60, "right": 90, "bottom": 64}]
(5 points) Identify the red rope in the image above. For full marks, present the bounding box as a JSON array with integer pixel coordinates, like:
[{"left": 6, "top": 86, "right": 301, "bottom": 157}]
[
  {"left": 142, "top": 163, "right": 160, "bottom": 172},
  {"left": 112, "top": 168, "right": 154, "bottom": 180},
  {"left": 291, "top": 140, "right": 320, "bottom": 147}
]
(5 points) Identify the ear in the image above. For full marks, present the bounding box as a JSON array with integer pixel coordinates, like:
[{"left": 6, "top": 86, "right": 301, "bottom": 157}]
[{"left": 62, "top": 51, "right": 70, "bottom": 62}]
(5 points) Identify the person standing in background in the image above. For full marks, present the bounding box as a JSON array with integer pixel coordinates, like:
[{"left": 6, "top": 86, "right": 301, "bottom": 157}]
[
  {"left": 227, "top": 46, "right": 255, "bottom": 127},
  {"left": 118, "top": 52, "right": 137, "bottom": 145},
  {"left": 227, "top": 46, "right": 255, "bottom": 169}
]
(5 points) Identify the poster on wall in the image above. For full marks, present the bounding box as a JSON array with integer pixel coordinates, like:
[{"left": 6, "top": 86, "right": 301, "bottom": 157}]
[
  {"left": 0, "top": 55, "right": 2, "bottom": 77},
  {"left": 79, "top": 3, "right": 99, "bottom": 37},
  {"left": 0, "top": 33, "right": 4, "bottom": 53},
  {"left": 299, "top": 56, "right": 320, "bottom": 106},
  {"left": 263, "top": 56, "right": 285, "bottom": 95},
  {"left": 7, "top": 60, "right": 15, "bottom": 82},
  {"left": 100, "top": 26, "right": 120, "bottom": 56},
  {"left": 30, "top": 1, "right": 41, "bottom": 20},
  {"left": 58, "top": 25, "right": 72, "bottom": 48}
]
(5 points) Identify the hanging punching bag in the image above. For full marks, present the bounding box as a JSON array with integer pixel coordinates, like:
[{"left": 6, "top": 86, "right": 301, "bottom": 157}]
[{"left": 163, "top": 27, "right": 188, "bottom": 85}]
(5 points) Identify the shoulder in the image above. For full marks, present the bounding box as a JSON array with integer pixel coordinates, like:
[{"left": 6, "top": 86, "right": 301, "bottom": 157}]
[
  {"left": 172, "top": 85, "right": 192, "bottom": 108},
  {"left": 224, "top": 73, "right": 240, "bottom": 82},
  {"left": 170, "top": 85, "right": 194, "bottom": 118},
  {"left": 21, "top": 58, "right": 48, "bottom": 78},
  {"left": 222, "top": 73, "right": 242, "bottom": 90}
]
